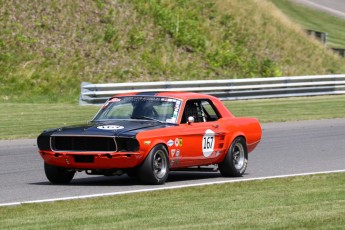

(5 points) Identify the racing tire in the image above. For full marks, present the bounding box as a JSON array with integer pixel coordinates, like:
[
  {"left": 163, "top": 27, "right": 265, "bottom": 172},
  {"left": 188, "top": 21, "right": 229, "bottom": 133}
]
[
  {"left": 44, "top": 163, "right": 75, "bottom": 184},
  {"left": 138, "top": 144, "right": 169, "bottom": 185},
  {"left": 219, "top": 137, "right": 248, "bottom": 177}
]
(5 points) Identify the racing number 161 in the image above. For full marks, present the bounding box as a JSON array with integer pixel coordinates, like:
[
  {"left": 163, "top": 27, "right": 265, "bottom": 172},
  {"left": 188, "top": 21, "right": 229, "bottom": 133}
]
[{"left": 203, "top": 136, "right": 214, "bottom": 149}]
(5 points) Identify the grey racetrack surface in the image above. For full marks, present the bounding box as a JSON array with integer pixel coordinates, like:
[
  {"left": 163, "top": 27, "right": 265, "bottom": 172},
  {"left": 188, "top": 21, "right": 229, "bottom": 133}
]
[{"left": 1, "top": 119, "right": 345, "bottom": 205}]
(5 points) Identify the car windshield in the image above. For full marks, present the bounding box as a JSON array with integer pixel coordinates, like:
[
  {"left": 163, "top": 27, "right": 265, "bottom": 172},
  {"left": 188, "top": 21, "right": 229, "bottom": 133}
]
[{"left": 93, "top": 96, "right": 182, "bottom": 124}]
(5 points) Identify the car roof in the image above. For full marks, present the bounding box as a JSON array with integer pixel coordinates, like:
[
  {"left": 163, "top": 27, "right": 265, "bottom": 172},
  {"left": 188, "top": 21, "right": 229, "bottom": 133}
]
[
  {"left": 114, "top": 92, "right": 217, "bottom": 100},
  {"left": 112, "top": 91, "right": 234, "bottom": 118}
]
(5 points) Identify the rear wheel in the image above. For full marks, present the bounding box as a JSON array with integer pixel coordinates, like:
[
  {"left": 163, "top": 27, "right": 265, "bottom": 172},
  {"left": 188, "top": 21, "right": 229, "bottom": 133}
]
[
  {"left": 219, "top": 137, "right": 248, "bottom": 177},
  {"left": 44, "top": 163, "right": 75, "bottom": 184},
  {"left": 138, "top": 144, "right": 169, "bottom": 185}
]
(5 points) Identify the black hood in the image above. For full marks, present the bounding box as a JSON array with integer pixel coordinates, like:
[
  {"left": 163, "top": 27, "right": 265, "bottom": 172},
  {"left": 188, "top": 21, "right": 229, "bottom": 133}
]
[{"left": 45, "top": 120, "right": 175, "bottom": 138}]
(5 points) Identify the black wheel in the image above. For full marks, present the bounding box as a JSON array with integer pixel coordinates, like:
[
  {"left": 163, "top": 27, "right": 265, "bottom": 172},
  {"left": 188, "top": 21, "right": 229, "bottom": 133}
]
[
  {"left": 219, "top": 137, "right": 248, "bottom": 177},
  {"left": 44, "top": 163, "right": 75, "bottom": 184},
  {"left": 138, "top": 144, "right": 169, "bottom": 185}
]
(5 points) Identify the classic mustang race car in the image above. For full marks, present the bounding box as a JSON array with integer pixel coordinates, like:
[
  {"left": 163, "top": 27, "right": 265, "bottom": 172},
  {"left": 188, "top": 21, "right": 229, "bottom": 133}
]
[{"left": 37, "top": 92, "right": 262, "bottom": 185}]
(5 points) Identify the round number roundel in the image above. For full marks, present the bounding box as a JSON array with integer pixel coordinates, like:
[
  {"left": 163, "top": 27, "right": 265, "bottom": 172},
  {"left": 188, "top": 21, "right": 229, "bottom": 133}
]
[
  {"left": 97, "top": 125, "right": 124, "bottom": 130},
  {"left": 202, "top": 129, "right": 215, "bottom": 157}
]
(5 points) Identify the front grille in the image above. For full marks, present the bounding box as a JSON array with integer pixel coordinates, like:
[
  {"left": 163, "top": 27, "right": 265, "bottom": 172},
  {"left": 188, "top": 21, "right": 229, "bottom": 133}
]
[
  {"left": 116, "top": 137, "right": 139, "bottom": 152},
  {"left": 51, "top": 136, "right": 117, "bottom": 152}
]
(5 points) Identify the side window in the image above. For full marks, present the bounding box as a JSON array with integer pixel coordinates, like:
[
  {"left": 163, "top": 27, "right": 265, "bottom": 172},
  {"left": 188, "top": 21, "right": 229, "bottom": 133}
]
[
  {"left": 201, "top": 100, "right": 220, "bottom": 121},
  {"left": 181, "top": 100, "right": 203, "bottom": 123},
  {"left": 181, "top": 99, "right": 220, "bottom": 123}
]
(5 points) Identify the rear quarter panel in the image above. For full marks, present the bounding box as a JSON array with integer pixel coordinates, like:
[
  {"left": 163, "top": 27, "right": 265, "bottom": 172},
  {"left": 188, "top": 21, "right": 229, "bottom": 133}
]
[{"left": 219, "top": 117, "right": 262, "bottom": 153}]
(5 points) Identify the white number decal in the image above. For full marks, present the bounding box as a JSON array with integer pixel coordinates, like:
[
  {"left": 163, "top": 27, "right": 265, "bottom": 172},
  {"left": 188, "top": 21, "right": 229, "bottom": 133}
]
[
  {"left": 202, "top": 129, "right": 215, "bottom": 157},
  {"left": 203, "top": 136, "right": 214, "bottom": 149}
]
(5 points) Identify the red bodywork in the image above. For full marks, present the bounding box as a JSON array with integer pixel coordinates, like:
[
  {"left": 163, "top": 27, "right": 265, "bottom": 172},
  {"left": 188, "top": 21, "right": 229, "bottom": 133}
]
[{"left": 38, "top": 92, "right": 262, "bottom": 170}]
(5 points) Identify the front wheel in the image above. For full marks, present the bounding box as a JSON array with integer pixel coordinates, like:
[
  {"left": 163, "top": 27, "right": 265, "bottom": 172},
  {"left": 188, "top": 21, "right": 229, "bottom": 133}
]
[
  {"left": 138, "top": 144, "right": 169, "bottom": 185},
  {"left": 44, "top": 163, "right": 75, "bottom": 184},
  {"left": 219, "top": 137, "right": 248, "bottom": 177}
]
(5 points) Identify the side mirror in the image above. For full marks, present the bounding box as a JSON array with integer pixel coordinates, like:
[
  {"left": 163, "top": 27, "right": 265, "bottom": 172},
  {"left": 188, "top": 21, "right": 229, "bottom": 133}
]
[{"left": 187, "top": 116, "right": 195, "bottom": 125}]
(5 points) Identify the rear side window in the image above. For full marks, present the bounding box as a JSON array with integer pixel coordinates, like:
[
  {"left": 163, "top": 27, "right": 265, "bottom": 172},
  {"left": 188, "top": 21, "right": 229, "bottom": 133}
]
[
  {"left": 201, "top": 100, "right": 220, "bottom": 121},
  {"left": 181, "top": 99, "right": 221, "bottom": 123}
]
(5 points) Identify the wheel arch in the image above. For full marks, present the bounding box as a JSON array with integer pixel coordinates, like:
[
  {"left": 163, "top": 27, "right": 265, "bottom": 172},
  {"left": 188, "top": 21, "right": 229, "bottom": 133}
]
[
  {"left": 228, "top": 132, "right": 247, "bottom": 150},
  {"left": 219, "top": 133, "right": 247, "bottom": 162},
  {"left": 137, "top": 141, "right": 170, "bottom": 185},
  {"left": 143, "top": 139, "right": 169, "bottom": 160},
  {"left": 235, "top": 135, "right": 247, "bottom": 151},
  {"left": 218, "top": 135, "right": 249, "bottom": 177},
  {"left": 153, "top": 142, "right": 169, "bottom": 159}
]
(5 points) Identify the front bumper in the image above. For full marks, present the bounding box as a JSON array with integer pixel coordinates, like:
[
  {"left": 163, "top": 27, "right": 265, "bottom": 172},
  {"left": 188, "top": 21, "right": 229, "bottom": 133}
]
[{"left": 39, "top": 150, "right": 144, "bottom": 169}]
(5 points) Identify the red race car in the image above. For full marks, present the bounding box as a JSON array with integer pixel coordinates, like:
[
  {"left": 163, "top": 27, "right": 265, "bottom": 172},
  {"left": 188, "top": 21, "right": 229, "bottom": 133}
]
[{"left": 37, "top": 92, "right": 262, "bottom": 185}]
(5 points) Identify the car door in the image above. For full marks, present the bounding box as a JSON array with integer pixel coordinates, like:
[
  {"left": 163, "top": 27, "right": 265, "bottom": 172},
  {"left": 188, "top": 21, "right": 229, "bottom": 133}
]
[{"left": 174, "top": 99, "right": 226, "bottom": 168}]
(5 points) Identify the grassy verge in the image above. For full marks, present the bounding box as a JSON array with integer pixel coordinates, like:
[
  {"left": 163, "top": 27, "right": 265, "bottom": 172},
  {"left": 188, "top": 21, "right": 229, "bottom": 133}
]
[
  {"left": 224, "top": 94, "right": 345, "bottom": 122},
  {"left": 0, "top": 95, "right": 344, "bottom": 140},
  {"left": 270, "top": 0, "right": 345, "bottom": 48},
  {"left": 0, "top": 104, "right": 99, "bottom": 139},
  {"left": 1, "top": 172, "right": 344, "bottom": 229},
  {"left": 1, "top": 0, "right": 345, "bottom": 103}
]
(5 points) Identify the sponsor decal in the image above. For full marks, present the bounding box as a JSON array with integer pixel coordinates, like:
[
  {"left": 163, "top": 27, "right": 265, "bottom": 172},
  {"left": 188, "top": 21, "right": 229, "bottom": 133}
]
[
  {"left": 171, "top": 137, "right": 182, "bottom": 147},
  {"left": 97, "top": 125, "right": 124, "bottom": 130},
  {"left": 144, "top": 141, "right": 151, "bottom": 145},
  {"left": 174, "top": 138, "right": 183, "bottom": 147},
  {"left": 176, "top": 149, "right": 180, "bottom": 157},
  {"left": 166, "top": 118, "right": 177, "bottom": 123},
  {"left": 202, "top": 129, "right": 215, "bottom": 157},
  {"left": 175, "top": 138, "right": 179, "bottom": 147},
  {"left": 110, "top": 98, "right": 121, "bottom": 102},
  {"left": 167, "top": 139, "right": 174, "bottom": 147},
  {"left": 179, "top": 138, "right": 183, "bottom": 147},
  {"left": 171, "top": 149, "right": 176, "bottom": 157}
]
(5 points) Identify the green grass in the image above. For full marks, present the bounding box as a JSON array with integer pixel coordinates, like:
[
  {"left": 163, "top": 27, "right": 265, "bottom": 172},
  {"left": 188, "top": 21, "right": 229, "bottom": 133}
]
[
  {"left": 270, "top": 0, "right": 345, "bottom": 48},
  {"left": 1, "top": 95, "right": 344, "bottom": 140},
  {"left": 1, "top": 0, "right": 345, "bottom": 103},
  {"left": 1, "top": 172, "right": 344, "bottom": 229},
  {"left": 0, "top": 104, "right": 99, "bottom": 139},
  {"left": 225, "top": 94, "right": 345, "bottom": 122}
]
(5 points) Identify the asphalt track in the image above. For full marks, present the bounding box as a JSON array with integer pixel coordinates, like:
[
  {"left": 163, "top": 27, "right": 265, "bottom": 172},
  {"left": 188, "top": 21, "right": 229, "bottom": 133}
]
[{"left": 1, "top": 119, "right": 345, "bottom": 206}]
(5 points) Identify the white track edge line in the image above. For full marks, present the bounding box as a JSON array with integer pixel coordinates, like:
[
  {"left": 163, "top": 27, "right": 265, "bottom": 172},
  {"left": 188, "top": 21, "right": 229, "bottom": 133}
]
[{"left": 1, "top": 169, "right": 345, "bottom": 207}]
